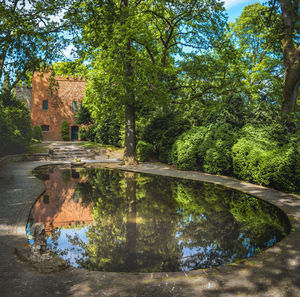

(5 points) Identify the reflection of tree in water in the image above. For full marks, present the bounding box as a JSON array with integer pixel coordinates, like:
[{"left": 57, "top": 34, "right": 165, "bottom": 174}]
[
  {"left": 175, "top": 182, "right": 240, "bottom": 269},
  {"left": 174, "top": 181, "right": 290, "bottom": 269},
  {"left": 47, "top": 167, "right": 290, "bottom": 272},
  {"left": 47, "top": 225, "right": 90, "bottom": 266},
  {"left": 75, "top": 169, "right": 183, "bottom": 272}
]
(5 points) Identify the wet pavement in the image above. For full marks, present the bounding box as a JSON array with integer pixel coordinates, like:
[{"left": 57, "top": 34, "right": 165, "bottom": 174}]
[{"left": 0, "top": 154, "right": 300, "bottom": 296}]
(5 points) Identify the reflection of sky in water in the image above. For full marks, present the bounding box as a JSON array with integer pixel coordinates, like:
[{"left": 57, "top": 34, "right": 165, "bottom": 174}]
[
  {"left": 178, "top": 231, "right": 277, "bottom": 270},
  {"left": 26, "top": 223, "right": 90, "bottom": 267},
  {"left": 47, "top": 226, "right": 90, "bottom": 267},
  {"left": 26, "top": 218, "right": 282, "bottom": 270},
  {"left": 26, "top": 224, "right": 34, "bottom": 245},
  {"left": 28, "top": 166, "right": 290, "bottom": 272}
]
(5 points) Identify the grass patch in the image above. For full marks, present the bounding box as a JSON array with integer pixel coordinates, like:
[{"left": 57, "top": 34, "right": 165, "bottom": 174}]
[
  {"left": 28, "top": 143, "right": 50, "bottom": 154},
  {"left": 78, "top": 141, "right": 123, "bottom": 153}
]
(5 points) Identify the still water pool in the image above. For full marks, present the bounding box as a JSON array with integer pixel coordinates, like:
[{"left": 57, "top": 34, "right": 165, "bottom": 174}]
[{"left": 27, "top": 165, "right": 290, "bottom": 272}]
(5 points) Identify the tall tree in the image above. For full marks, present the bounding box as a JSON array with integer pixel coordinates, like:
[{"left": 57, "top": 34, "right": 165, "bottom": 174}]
[
  {"left": 231, "top": 3, "right": 284, "bottom": 103},
  {"left": 66, "top": 0, "right": 226, "bottom": 165},
  {"left": 267, "top": 0, "right": 300, "bottom": 113},
  {"left": 0, "top": 0, "right": 70, "bottom": 87},
  {"left": 279, "top": 0, "right": 300, "bottom": 113},
  {"left": 120, "top": 0, "right": 137, "bottom": 164}
]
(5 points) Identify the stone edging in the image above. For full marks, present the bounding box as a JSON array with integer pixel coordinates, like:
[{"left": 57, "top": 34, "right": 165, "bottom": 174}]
[
  {"left": 0, "top": 154, "right": 24, "bottom": 168},
  {"left": 0, "top": 154, "right": 50, "bottom": 168}
]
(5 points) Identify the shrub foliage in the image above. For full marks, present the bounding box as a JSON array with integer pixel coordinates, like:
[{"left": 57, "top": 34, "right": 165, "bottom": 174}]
[
  {"left": 0, "top": 94, "right": 32, "bottom": 156},
  {"left": 139, "top": 102, "right": 299, "bottom": 192},
  {"left": 61, "top": 121, "right": 70, "bottom": 141},
  {"left": 171, "top": 124, "right": 237, "bottom": 175},
  {"left": 32, "top": 125, "right": 43, "bottom": 142},
  {"left": 232, "top": 125, "right": 300, "bottom": 192},
  {"left": 79, "top": 126, "right": 87, "bottom": 141},
  {"left": 136, "top": 141, "right": 154, "bottom": 162}
]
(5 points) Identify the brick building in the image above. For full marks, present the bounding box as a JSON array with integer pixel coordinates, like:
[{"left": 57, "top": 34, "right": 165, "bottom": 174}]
[{"left": 31, "top": 72, "right": 86, "bottom": 141}]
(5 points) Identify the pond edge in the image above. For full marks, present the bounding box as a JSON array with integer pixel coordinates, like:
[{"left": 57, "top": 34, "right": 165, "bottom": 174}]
[{"left": 18, "top": 160, "right": 300, "bottom": 277}]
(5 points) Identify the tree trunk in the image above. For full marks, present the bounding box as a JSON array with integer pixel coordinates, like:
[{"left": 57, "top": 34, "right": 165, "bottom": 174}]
[
  {"left": 280, "top": 0, "right": 300, "bottom": 113},
  {"left": 123, "top": 38, "right": 138, "bottom": 165},
  {"left": 121, "top": 0, "right": 138, "bottom": 165},
  {"left": 124, "top": 102, "right": 138, "bottom": 164},
  {"left": 0, "top": 42, "right": 9, "bottom": 83},
  {"left": 281, "top": 44, "right": 300, "bottom": 113},
  {"left": 125, "top": 172, "right": 137, "bottom": 271}
]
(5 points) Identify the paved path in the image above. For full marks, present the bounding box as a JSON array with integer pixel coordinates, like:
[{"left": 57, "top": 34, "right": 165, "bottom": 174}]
[{"left": 0, "top": 160, "right": 300, "bottom": 297}]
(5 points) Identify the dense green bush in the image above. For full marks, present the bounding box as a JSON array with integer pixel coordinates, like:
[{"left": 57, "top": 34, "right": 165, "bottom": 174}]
[
  {"left": 61, "top": 121, "right": 70, "bottom": 141},
  {"left": 75, "top": 104, "right": 92, "bottom": 125},
  {"left": 171, "top": 124, "right": 237, "bottom": 175},
  {"left": 157, "top": 124, "right": 189, "bottom": 163},
  {"left": 171, "top": 126, "right": 207, "bottom": 170},
  {"left": 79, "top": 126, "right": 87, "bottom": 141},
  {"left": 32, "top": 125, "right": 43, "bottom": 142},
  {"left": 202, "top": 123, "right": 237, "bottom": 175},
  {"left": 171, "top": 121, "right": 299, "bottom": 192},
  {"left": 136, "top": 141, "right": 154, "bottom": 162},
  {"left": 142, "top": 98, "right": 244, "bottom": 164},
  {"left": 85, "top": 118, "right": 121, "bottom": 147},
  {"left": 94, "top": 118, "right": 121, "bottom": 147},
  {"left": 294, "top": 131, "right": 300, "bottom": 186},
  {"left": 0, "top": 101, "right": 32, "bottom": 156},
  {"left": 6, "top": 104, "right": 32, "bottom": 149},
  {"left": 212, "top": 96, "right": 246, "bottom": 128},
  {"left": 0, "top": 108, "right": 11, "bottom": 156},
  {"left": 232, "top": 125, "right": 300, "bottom": 192},
  {"left": 140, "top": 111, "right": 190, "bottom": 162},
  {"left": 86, "top": 123, "right": 97, "bottom": 142},
  {"left": 135, "top": 95, "right": 299, "bottom": 192}
]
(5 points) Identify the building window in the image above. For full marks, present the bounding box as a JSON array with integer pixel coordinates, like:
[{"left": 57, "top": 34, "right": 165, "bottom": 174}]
[
  {"left": 42, "top": 100, "right": 48, "bottom": 110},
  {"left": 72, "top": 101, "right": 78, "bottom": 111},
  {"left": 41, "top": 125, "right": 49, "bottom": 132}
]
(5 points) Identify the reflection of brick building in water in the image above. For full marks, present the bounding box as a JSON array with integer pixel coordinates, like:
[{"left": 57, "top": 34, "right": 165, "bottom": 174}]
[
  {"left": 30, "top": 72, "right": 86, "bottom": 141},
  {"left": 31, "top": 167, "right": 93, "bottom": 234}
]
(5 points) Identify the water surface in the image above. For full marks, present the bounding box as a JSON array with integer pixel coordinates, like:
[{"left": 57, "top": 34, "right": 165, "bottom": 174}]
[{"left": 28, "top": 165, "right": 291, "bottom": 272}]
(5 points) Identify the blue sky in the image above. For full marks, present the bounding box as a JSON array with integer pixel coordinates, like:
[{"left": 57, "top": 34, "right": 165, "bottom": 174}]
[{"left": 224, "top": 0, "right": 264, "bottom": 22}]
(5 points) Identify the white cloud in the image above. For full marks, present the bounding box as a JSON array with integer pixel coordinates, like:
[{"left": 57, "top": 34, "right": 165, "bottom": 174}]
[
  {"left": 223, "top": 0, "right": 263, "bottom": 9},
  {"left": 223, "top": 0, "right": 254, "bottom": 9},
  {"left": 223, "top": 0, "right": 245, "bottom": 9},
  {"left": 62, "top": 44, "right": 75, "bottom": 59}
]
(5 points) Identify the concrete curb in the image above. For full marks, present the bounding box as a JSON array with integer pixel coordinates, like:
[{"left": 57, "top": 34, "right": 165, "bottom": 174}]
[{"left": 0, "top": 154, "right": 50, "bottom": 168}]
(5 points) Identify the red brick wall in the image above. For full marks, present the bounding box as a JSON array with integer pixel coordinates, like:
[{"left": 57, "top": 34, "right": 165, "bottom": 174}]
[{"left": 31, "top": 72, "right": 86, "bottom": 140}]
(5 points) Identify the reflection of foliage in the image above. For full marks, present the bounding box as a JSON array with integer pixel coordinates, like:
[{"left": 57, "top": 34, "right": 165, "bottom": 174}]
[
  {"left": 76, "top": 168, "right": 124, "bottom": 206},
  {"left": 74, "top": 169, "right": 183, "bottom": 272},
  {"left": 48, "top": 227, "right": 88, "bottom": 267},
  {"left": 43, "top": 166, "right": 290, "bottom": 272},
  {"left": 173, "top": 180, "right": 290, "bottom": 269},
  {"left": 229, "top": 194, "right": 290, "bottom": 244}
]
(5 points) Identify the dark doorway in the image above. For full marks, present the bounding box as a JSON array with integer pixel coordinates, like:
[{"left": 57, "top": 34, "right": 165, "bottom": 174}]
[{"left": 71, "top": 126, "right": 79, "bottom": 141}]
